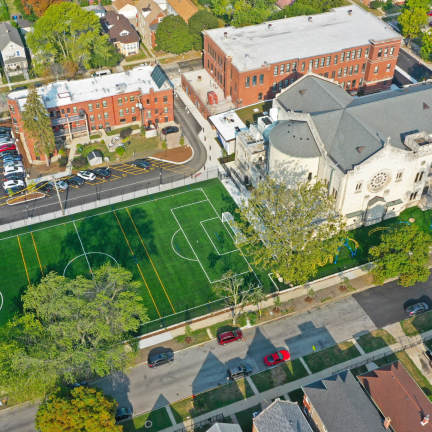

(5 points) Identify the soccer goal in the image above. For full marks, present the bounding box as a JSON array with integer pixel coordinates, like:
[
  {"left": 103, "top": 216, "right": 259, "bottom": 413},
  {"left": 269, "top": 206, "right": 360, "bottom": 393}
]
[{"left": 222, "top": 212, "right": 245, "bottom": 244}]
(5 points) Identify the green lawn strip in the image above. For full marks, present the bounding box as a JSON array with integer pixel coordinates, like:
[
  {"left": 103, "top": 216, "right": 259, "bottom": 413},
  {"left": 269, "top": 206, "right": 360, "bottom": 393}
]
[
  {"left": 351, "top": 365, "right": 368, "bottom": 376},
  {"left": 124, "top": 135, "right": 160, "bottom": 159},
  {"left": 235, "top": 101, "right": 272, "bottom": 125},
  {"left": 400, "top": 310, "right": 432, "bottom": 336},
  {"left": 356, "top": 329, "right": 396, "bottom": 353},
  {"left": 235, "top": 404, "right": 261, "bottom": 432},
  {"left": 106, "top": 124, "right": 140, "bottom": 136},
  {"left": 251, "top": 359, "right": 308, "bottom": 392},
  {"left": 303, "top": 341, "right": 361, "bottom": 374},
  {"left": 122, "top": 407, "right": 172, "bottom": 432},
  {"left": 396, "top": 351, "right": 432, "bottom": 398},
  {"left": 175, "top": 327, "right": 209, "bottom": 345},
  {"left": 373, "top": 353, "right": 398, "bottom": 368},
  {"left": 170, "top": 378, "right": 253, "bottom": 422}
]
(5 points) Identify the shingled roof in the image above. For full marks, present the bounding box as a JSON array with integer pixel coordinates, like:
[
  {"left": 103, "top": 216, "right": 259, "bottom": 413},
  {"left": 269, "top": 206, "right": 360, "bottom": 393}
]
[
  {"left": 167, "top": 0, "right": 197, "bottom": 22},
  {"left": 0, "top": 22, "right": 24, "bottom": 51},
  {"left": 102, "top": 11, "right": 140, "bottom": 44}
]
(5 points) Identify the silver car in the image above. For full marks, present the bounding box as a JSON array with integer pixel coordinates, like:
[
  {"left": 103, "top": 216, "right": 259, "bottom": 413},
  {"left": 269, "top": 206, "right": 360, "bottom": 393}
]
[{"left": 405, "top": 302, "right": 429, "bottom": 317}]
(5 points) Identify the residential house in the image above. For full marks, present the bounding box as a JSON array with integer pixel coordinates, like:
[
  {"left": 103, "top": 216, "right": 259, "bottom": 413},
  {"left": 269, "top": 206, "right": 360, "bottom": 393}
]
[
  {"left": 83, "top": 4, "right": 107, "bottom": 18},
  {"left": 207, "top": 424, "right": 242, "bottom": 432},
  {"left": 101, "top": 11, "right": 140, "bottom": 56},
  {"left": 358, "top": 362, "right": 432, "bottom": 432},
  {"left": 166, "top": 0, "right": 197, "bottom": 22},
  {"left": 0, "top": 22, "right": 28, "bottom": 79},
  {"left": 15, "top": 18, "right": 33, "bottom": 35},
  {"left": 303, "top": 371, "right": 388, "bottom": 431},
  {"left": 112, "top": 0, "right": 139, "bottom": 26},
  {"left": 253, "top": 399, "right": 313, "bottom": 432},
  {"left": 136, "top": 0, "right": 165, "bottom": 48}
]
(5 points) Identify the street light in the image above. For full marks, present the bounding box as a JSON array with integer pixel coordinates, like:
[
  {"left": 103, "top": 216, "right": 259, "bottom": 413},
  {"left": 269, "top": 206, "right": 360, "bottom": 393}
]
[{"left": 52, "top": 176, "right": 64, "bottom": 216}]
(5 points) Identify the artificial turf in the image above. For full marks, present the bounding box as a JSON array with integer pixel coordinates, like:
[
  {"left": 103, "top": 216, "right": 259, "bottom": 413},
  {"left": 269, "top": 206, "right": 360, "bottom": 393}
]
[{"left": 0, "top": 179, "right": 266, "bottom": 329}]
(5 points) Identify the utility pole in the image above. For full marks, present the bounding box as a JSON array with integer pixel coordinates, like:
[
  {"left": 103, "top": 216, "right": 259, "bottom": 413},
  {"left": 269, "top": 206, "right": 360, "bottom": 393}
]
[{"left": 52, "top": 176, "right": 64, "bottom": 216}]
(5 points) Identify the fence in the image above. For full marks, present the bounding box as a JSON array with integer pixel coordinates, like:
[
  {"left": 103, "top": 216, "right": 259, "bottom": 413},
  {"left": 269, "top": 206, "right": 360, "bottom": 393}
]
[{"left": 173, "top": 414, "right": 225, "bottom": 432}]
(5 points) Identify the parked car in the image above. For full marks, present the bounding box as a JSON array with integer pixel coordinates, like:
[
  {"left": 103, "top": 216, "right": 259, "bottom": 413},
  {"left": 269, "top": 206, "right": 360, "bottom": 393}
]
[
  {"left": 161, "top": 126, "right": 179, "bottom": 135},
  {"left": 425, "top": 350, "right": 432, "bottom": 362},
  {"left": 217, "top": 329, "right": 243, "bottom": 345},
  {"left": 0, "top": 145, "right": 16, "bottom": 153},
  {"left": 2, "top": 155, "right": 22, "bottom": 163},
  {"left": 0, "top": 150, "right": 18, "bottom": 158},
  {"left": 77, "top": 170, "right": 96, "bottom": 181},
  {"left": 0, "top": 126, "right": 11, "bottom": 134},
  {"left": 55, "top": 180, "right": 69, "bottom": 191},
  {"left": 227, "top": 364, "right": 252, "bottom": 381},
  {"left": 5, "top": 185, "right": 25, "bottom": 195},
  {"left": 132, "top": 159, "right": 151, "bottom": 169},
  {"left": 66, "top": 176, "right": 85, "bottom": 187},
  {"left": 405, "top": 302, "right": 429, "bottom": 317},
  {"left": 92, "top": 167, "right": 111, "bottom": 178},
  {"left": 4, "top": 173, "right": 25, "bottom": 181},
  {"left": 0, "top": 141, "right": 14, "bottom": 148},
  {"left": 35, "top": 181, "right": 54, "bottom": 193},
  {"left": 264, "top": 349, "right": 290, "bottom": 366},
  {"left": 148, "top": 348, "right": 174, "bottom": 368},
  {"left": 3, "top": 161, "right": 23, "bottom": 169},
  {"left": 115, "top": 407, "right": 132, "bottom": 423},
  {"left": 4, "top": 166, "right": 24, "bottom": 175},
  {"left": 3, "top": 179, "right": 25, "bottom": 190}
]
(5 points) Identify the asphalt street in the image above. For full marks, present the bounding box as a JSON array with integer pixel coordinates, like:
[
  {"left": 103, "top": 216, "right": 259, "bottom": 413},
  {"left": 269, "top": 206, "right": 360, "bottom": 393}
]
[{"left": 397, "top": 48, "right": 432, "bottom": 82}]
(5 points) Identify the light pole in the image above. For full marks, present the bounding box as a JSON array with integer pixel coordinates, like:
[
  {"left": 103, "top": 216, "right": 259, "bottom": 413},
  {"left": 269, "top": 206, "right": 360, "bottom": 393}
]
[{"left": 52, "top": 176, "right": 64, "bottom": 216}]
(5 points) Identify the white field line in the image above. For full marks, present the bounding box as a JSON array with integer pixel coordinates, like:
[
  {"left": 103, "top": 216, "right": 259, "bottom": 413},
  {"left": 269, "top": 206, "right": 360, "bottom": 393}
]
[
  {"left": 170, "top": 229, "right": 197, "bottom": 262},
  {"left": 0, "top": 290, "right": 3, "bottom": 312},
  {"left": 72, "top": 221, "right": 93, "bottom": 275},
  {"left": 200, "top": 219, "right": 238, "bottom": 256},
  {"left": 63, "top": 252, "right": 119, "bottom": 276}
]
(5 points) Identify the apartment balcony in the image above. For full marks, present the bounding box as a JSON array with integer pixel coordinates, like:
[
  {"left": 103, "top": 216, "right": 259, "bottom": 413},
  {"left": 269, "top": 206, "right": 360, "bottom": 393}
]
[
  {"left": 53, "top": 125, "right": 88, "bottom": 137},
  {"left": 51, "top": 114, "right": 85, "bottom": 126}
]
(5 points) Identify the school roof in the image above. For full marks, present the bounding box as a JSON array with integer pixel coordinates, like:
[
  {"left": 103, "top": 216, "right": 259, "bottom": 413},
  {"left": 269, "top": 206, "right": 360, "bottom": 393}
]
[
  {"left": 209, "top": 111, "right": 246, "bottom": 142},
  {"left": 203, "top": 5, "right": 400, "bottom": 72}
]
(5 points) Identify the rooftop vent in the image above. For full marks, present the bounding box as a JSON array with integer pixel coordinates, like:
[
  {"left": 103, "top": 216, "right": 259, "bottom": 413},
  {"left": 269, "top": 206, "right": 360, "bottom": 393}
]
[
  {"left": 224, "top": 31, "right": 227, "bottom": 38},
  {"left": 308, "top": 16, "right": 312, "bottom": 22},
  {"left": 299, "top": 89, "right": 306, "bottom": 95},
  {"left": 267, "top": 23, "right": 272, "bottom": 29},
  {"left": 421, "top": 415, "right": 430, "bottom": 426},
  {"left": 348, "top": 9, "right": 352, "bottom": 15},
  {"left": 423, "top": 102, "right": 430, "bottom": 110},
  {"left": 384, "top": 417, "right": 391, "bottom": 430},
  {"left": 356, "top": 146, "right": 366, "bottom": 153}
]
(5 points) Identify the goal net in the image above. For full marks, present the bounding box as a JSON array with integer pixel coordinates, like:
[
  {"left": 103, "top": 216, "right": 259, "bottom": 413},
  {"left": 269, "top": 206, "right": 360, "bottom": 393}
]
[{"left": 222, "top": 212, "right": 245, "bottom": 244}]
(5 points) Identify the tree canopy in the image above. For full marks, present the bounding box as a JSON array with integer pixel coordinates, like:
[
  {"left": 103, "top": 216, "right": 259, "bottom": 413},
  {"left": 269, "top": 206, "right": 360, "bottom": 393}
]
[
  {"left": 369, "top": 223, "right": 432, "bottom": 287},
  {"left": 0, "top": 264, "right": 148, "bottom": 401},
  {"left": 155, "top": 15, "right": 194, "bottom": 54},
  {"left": 189, "top": 10, "right": 219, "bottom": 49},
  {"left": 271, "top": 0, "right": 345, "bottom": 20},
  {"left": 27, "top": 2, "right": 120, "bottom": 76},
  {"left": 36, "top": 387, "right": 121, "bottom": 432},
  {"left": 20, "top": 0, "right": 60, "bottom": 17},
  {"left": 22, "top": 87, "right": 55, "bottom": 166},
  {"left": 236, "top": 176, "right": 345, "bottom": 285},
  {"left": 398, "top": 0, "right": 429, "bottom": 43}
]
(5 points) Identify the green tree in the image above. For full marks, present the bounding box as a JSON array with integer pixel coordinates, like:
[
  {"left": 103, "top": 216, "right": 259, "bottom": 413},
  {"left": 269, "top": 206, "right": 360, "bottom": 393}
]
[
  {"left": 189, "top": 10, "right": 219, "bottom": 49},
  {"left": 245, "top": 285, "right": 266, "bottom": 317},
  {"left": 369, "top": 224, "right": 432, "bottom": 287},
  {"left": 236, "top": 176, "right": 345, "bottom": 286},
  {"left": 213, "top": 270, "right": 245, "bottom": 324},
  {"left": 36, "top": 387, "right": 121, "bottom": 432},
  {"left": 398, "top": 0, "right": 428, "bottom": 44},
  {"left": 22, "top": 87, "right": 55, "bottom": 166},
  {"left": 209, "top": 0, "right": 231, "bottom": 17},
  {"left": 0, "top": 264, "right": 148, "bottom": 401},
  {"left": 27, "top": 2, "right": 118, "bottom": 75},
  {"left": 421, "top": 29, "right": 432, "bottom": 60},
  {"left": 155, "top": 15, "right": 193, "bottom": 54}
]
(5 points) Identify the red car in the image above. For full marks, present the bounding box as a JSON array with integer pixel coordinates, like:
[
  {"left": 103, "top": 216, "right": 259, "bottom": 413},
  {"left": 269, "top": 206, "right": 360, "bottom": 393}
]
[
  {"left": 264, "top": 349, "right": 290, "bottom": 366},
  {"left": 0, "top": 145, "right": 16, "bottom": 153},
  {"left": 217, "top": 329, "right": 243, "bottom": 345}
]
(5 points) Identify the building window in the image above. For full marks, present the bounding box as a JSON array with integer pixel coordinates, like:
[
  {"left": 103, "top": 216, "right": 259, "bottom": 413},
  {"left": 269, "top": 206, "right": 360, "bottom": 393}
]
[
  {"left": 130, "top": 96, "right": 135, "bottom": 102},
  {"left": 410, "top": 191, "right": 418, "bottom": 200},
  {"left": 346, "top": 81, "right": 351, "bottom": 89},
  {"left": 359, "top": 78, "right": 364, "bottom": 86},
  {"left": 104, "top": 112, "right": 108, "bottom": 118},
  {"left": 132, "top": 116, "right": 137, "bottom": 121},
  {"left": 147, "top": 110, "right": 151, "bottom": 118},
  {"left": 374, "top": 65, "right": 379, "bottom": 73},
  {"left": 73, "top": 106, "right": 77, "bottom": 113},
  {"left": 332, "top": 188, "right": 338, "bottom": 199},
  {"left": 96, "top": 103, "right": 100, "bottom": 109},
  {"left": 362, "top": 63, "right": 366, "bottom": 72},
  {"left": 314, "top": 58, "right": 319, "bottom": 68},
  {"left": 301, "top": 62, "right": 305, "bottom": 71},
  {"left": 90, "top": 114, "right": 94, "bottom": 121},
  {"left": 338, "top": 68, "right": 342, "bottom": 77},
  {"left": 378, "top": 48, "right": 382, "bottom": 57},
  {"left": 293, "top": 62, "right": 297, "bottom": 70},
  {"left": 349, "top": 66, "right": 353, "bottom": 75},
  {"left": 124, "top": 96, "right": 128, "bottom": 102},
  {"left": 415, "top": 171, "right": 424, "bottom": 182},
  {"left": 280, "top": 64, "right": 285, "bottom": 74},
  {"left": 88, "top": 104, "right": 93, "bottom": 112},
  {"left": 119, "top": 109, "right": 124, "bottom": 116},
  {"left": 119, "top": 119, "right": 125, "bottom": 123},
  {"left": 245, "top": 76, "right": 250, "bottom": 87},
  {"left": 355, "top": 182, "right": 362, "bottom": 192},
  {"left": 384, "top": 47, "right": 388, "bottom": 57},
  {"left": 324, "top": 72, "right": 328, "bottom": 77},
  {"left": 155, "top": 108, "right": 159, "bottom": 114},
  {"left": 396, "top": 171, "right": 403, "bottom": 182},
  {"left": 66, "top": 108, "right": 70, "bottom": 113},
  {"left": 146, "top": 99, "right": 150, "bottom": 104},
  {"left": 278, "top": 81, "right": 283, "bottom": 90},
  {"left": 286, "top": 63, "right": 291, "bottom": 72},
  {"left": 386, "top": 63, "right": 391, "bottom": 72},
  {"left": 326, "top": 56, "right": 331, "bottom": 66},
  {"left": 164, "top": 107, "right": 168, "bottom": 113},
  {"left": 354, "top": 64, "right": 359, "bottom": 73},
  {"left": 117, "top": 98, "right": 122, "bottom": 105},
  {"left": 97, "top": 113, "right": 102, "bottom": 120},
  {"left": 258, "top": 92, "right": 263, "bottom": 100},
  {"left": 390, "top": 47, "right": 395, "bottom": 55},
  {"left": 320, "top": 57, "right": 325, "bottom": 67},
  {"left": 259, "top": 74, "right": 264, "bottom": 84},
  {"left": 331, "top": 71, "right": 335, "bottom": 78},
  {"left": 131, "top": 107, "right": 135, "bottom": 113},
  {"left": 308, "top": 60, "right": 313, "bottom": 70},
  {"left": 274, "top": 65, "right": 278, "bottom": 75},
  {"left": 102, "top": 100, "right": 107, "bottom": 107},
  {"left": 308, "top": 172, "right": 312, "bottom": 181},
  {"left": 343, "top": 67, "right": 348, "bottom": 76},
  {"left": 272, "top": 82, "right": 277, "bottom": 91},
  {"left": 252, "top": 75, "right": 257, "bottom": 86},
  {"left": 125, "top": 108, "right": 129, "bottom": 114},
  {"left": 283, "top": 78, "right": 289, "bottom": 87},
  {"left": 154, "top": 97, "right": 158, "bottom": 103},
  {"left": 346, "top": 51, "right": 351, "bottom": 61},
  {"left": 365, "top": 48, "right": 369, "bottom": 57},
  {"left": 341, "top": 52, "right": 345, "bottom": 62},
  {"left": 352, "top": 79, "right": 356, "bottom": 87},
  {"left": 334, "top": 55, "right": 338, "bottom": 64}
]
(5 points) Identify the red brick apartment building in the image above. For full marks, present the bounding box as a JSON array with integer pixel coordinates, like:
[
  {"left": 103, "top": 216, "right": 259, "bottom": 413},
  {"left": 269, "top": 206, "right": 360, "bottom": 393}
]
[
  {"left": 201, "top": 5, "right": 402, "bottom": 107},
  {"left": 8, "top": 65, "right": 173, "bottom": 164}
]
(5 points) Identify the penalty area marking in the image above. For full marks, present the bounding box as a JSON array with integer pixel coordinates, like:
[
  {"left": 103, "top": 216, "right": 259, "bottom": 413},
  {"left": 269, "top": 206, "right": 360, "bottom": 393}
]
[
  {"left": 171, "top": 229, "right": 197, "bottom": 262},
  {"left": 63, "top": 252, "right": 120, "bottom": 276},
  {"left": 0, "top": 291, "right": 3, "bottom": 312}
]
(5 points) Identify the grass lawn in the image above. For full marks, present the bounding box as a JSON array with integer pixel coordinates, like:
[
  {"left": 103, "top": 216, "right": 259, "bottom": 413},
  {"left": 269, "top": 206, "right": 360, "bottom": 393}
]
[
  {"left": 373, "top": 353, "right": 398, "bottom": 367},
  {"left": 123, "top": 135, "right": 161, "bottom": 159},
  {"left": 125, "top": 49, "right": 148, "bottom": 62},
  {"left": 400, "top": 310, "right": 432, "bottom": 336},
  {"left": 106, "top": 124, "right": 140, "bottom": 136},
  {"left": 235, "top": 405, "right": 261, "bottom": 432},
  {"left": 122, "top": 407, "right": 172, "bottom": 432},
  {"left": 351, "top": 365, "right": 368, "bottom": 376},
  {"left": 0, "top": 179, "right": 271, "bottom": 330},
  {"left": 236, "top": 101, "right": 272, "bottom": 126},
  {"left": 170, "top": 378, "right": 254, "bottom": 422},
  {"left": 251, "top": 359, "right": 308, "bottom": 392},
  {"left": 174, "top": 327, "right": 209, "bottom": 345},
  {"left": 356, "top": 329, "right": 396, "bottom": 353},
  {"left": 303, "top": 341, "right": 361, "bottom": 374}
]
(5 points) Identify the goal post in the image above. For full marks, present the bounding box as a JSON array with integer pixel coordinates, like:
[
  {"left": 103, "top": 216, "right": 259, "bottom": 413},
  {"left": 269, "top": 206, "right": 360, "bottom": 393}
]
[{"left": 222, "top": 212, "right": 245, "bottom": 244}]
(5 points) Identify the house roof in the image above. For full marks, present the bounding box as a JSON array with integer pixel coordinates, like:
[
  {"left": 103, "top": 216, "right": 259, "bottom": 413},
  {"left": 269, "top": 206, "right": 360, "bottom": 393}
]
[
  {"left": 253, "top": 399, "right": 313, "bottom": 432},
  {"left": 139, "top": 0, "right": 164, "bottom": 25},
  {"left": 167, "top": 0, "right": 197, "bottom": 22},
  {"left": 87, "top": 150, "right": 104, "bottom": 160},
  {"left": 203, "top": 5, "right": 400, "bottom": 72},
  {"left": 102, "top": 11, "right": 140, "bottom": 44},
  {"left": 273, "top": 74, "right": 432, "bottom": 172},
  {"left": 358, "top": 362, "right": 432, "bottom": 432},
  {"left": 303, "top": 371, "right": 387, "bottom": 432},
  {"left": 0, "top": 22, "right": 24, "bottom": 51},
  {"left": 206, "top": 423, "right": 242, "bottom": 432}
]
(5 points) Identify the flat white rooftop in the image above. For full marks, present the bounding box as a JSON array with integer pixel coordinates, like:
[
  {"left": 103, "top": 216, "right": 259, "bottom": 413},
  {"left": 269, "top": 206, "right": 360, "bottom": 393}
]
[
  {"left": 204, "top": 5, "right": 401, "bottom": 72},
  {"left": 9, "top": 65, "right": 171, "bottom": 110},
  {"left": 209, "top": 110, "right": 246, "bottom": 142}
]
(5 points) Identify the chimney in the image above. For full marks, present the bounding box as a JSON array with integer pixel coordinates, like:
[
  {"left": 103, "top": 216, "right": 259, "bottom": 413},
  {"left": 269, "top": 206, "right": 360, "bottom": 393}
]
[
  {"left": 308, "top": 16, "right": 312, "bottom": 22},
  {"left": 421, "top": 415, "right": 430, "bottom": 426},
  {"left": 117, "top": 15, "right": 119, "bottom": 20},
  {"left": 267, "top": 23, "right": 272, "bottom": 29},
  {"left": 384, "top": 417, "right": 391, "bottom": 430},
  {"left": 224, "top": 31, "right": 227, "bottom": 39},
  {"left": 348, "top": 9, "right": 352, "bottom": 15}
]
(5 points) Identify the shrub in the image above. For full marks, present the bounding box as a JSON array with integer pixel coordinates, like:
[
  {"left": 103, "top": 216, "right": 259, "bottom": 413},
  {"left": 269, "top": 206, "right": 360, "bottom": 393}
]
[
  {"left": 76, "top": 144, "right": 84, "bottom": 154},
  {"left": 115, "top": 146, "right": 125, "bottom": 156},
  {"left": 72, "top": 155, "right": 87, "bottom": 168},
  {"left": 119, "top": 127, "right": 132, "bottom": 139},
  {"left": 369, "top": 0, "right": 382, "bottom": 9}
]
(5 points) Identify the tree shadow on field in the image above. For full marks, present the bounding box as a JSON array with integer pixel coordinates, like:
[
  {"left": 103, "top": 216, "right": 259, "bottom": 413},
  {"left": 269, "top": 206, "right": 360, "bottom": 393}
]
[{"left": 128, "top": 207, "right": 157, "bottom": 255}]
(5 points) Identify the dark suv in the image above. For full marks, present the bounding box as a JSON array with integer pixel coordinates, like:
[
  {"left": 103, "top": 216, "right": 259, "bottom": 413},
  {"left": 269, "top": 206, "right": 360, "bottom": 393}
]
[
  {"left": 148, "top": 348, "right": 174, "bottom": 368},
  {"left": 227, "top": 364, "right": 252, "bottom": 381},
  {"left": 161, "top": 126, "right": 179, "bottom": 135}
]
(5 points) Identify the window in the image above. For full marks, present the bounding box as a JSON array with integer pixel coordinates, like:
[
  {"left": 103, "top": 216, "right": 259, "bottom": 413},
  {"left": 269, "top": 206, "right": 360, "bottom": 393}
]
[
  {"left": 102, "top": 100, "right": 107, "bottom": 107},
  {"left": 286, "top": 63, "right": 291, "bottom": 72},
  {"left": 362, "top": 63, "right": 366, "bottom": 72},
  {"left": 280, "top": 64, "right": 284, "bottom": 74},
  {"left": 73, "top": 106, "right": 77, "bottom": 113},
  {"left": 119, "top": 109, "right": 124, "bottom": 116},
  {"left": 117, "top": 98, "right": 122, "bottom": 105},
  {"left": 283, "top": 78, "right": 289, "bottom": 87},
  {"left": 352, "top": 50, "right": 357, "bottom": 60},
  {"left": 354, "top": 64, "right": 359, "bottom": 73},
  {"left": 359, "top": 78, "right": 364, "bottom": 86},
  {"left": 258, "top": 92, "right": 263, "bottom": 100},
  {"left": 338, "top": 68, "right": 342, "bottom": 77},
  {"left": 9, "top": 105, "right": 14, "bottom": 113},
  {"left": 352, "top": 79, "right": 356, "bottom": 87},
  {"left": 341, "top": 52, "right": 345, "bottom": 62},
  {"left": 384, "top": 48, "right": 388, "bottom": 57},
  {"left": 410, "top": 191, "right": 418, "bottom": 200},
  {"left": 293, "top": 62, "right": 297, "bottom": 70},
  {"left": 301, "top": 62, "right": 305, "bottom": 71},
  {"left": 343, "top": 67, "right": 348, "bottom": 76},
  {"left": 346, "top": 51, "right": 351, "bottom": 61},
  {"left": 154, "top": 97, "right": 158, "bottom": 103},
  {"left": 278, "top": 81, "right": 283, "bottom": 90},
  {"left": 374, "top": 65, "right": 379, "bottom": 73},
  {"left": 331, "top": 71, "right": 336, "bottom": 78},
  {"left": 155, "top": 109, "right": 159, "bottom": 114},
  {"left": 326, "top": 56, "right": 331, "bottom": 66},
  {"left": 365, "top": 48, "right": 369, "bottom": 57},
  {"left": 97, "top": 113, "right": 102, "bottom": 120},
  {"left": 124, "top": 96, "right": 128, "bottom": 102},
  {"left": 308, "top": 172, "right": 312, "bottom": 181},
  {"left": 163, "top": 96, "right": 168, "bottom": 103},
  {"left": 130, "top": 96, "right": 135, "bottom": 102},
  {"left": 386, "top": 63, "right": 391, "bottom": 72},
  {"left": 147, "top": 110, "right": 151, "bottom": 118},
  {"left": 378, "top": 48, "right": 382, "bottom": 57},
  {"left": 390, "top": 47, "right": 395, "bottom": 55},
  {"left": 245, "top": 76, "right": 250, "bottom": 87},
  {"left": 320, "top": 57, "right": 325, "bottom": 67},
  {"left": 88, "top": 104, "right": 93, "bottom": 112},
  {"left": 164, "top": 106, "right": 168, "bottom": 113},
  {"left": 146, "top": 99, "right": 150, "bottom": 104},
  {"left": 309, "top": 60, "right": 313, "bottom": 70},
  {"left": 104, "top": 112, "right": 108, "bottom": 119},
  {"left": 349, "top": 66, "right": 353, "bottom": 75},
  {"left": 132, "top": 116, "right": 137, "bottom": 121},
  {"left": 66, "top": 108, "right": 70, "bottom": 114},
  {"left": 355, "top": 182, "right": 362, "bottom": 192},
  {"left": 90, "top": 114, "right": 94, "bottom": 121},
  {"left": 259, "top": 74, "right": 264, "bottom": 84},
  {"left": 272, "top": 82, "right": 277, "bottom": 91},
  {"left": 396, "top": 171, "right": 403, "bottom": 182},
  {"left": 274, "top": 65, "right": 278, "bottom": 75},
  {"left": 131, "top": 107, "right": 135, "bottom": 114},
  {"left": 332, "top": 188, "right": 338, "bottom": 199},
  {"left": 96, "top": 103, "right": 100, "bottom": 109},
  {"left": 314, "top": 58, "right": 319, "bottom": 68},
  {"left": 415, "top": 171, "right": 424, "bottom": 182},
  {"left": 357, "top": 48, "right": 362, "bottom": 58},
  {"left": 125, "top": 108, "right": 129, "bottom": 114},
  {"left": 252, "top": 75, "right": 257, "bottom": 86}
]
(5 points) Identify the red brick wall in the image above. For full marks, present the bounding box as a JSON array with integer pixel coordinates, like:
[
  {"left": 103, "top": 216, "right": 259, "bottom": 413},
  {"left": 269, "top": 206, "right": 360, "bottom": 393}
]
[{"left": 181, "top": 74, "right": 210, "bottom": 118}]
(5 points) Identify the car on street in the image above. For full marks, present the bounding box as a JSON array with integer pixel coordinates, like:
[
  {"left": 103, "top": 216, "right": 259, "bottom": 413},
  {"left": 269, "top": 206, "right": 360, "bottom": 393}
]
[
  {"left": 92, "top": 167, "right": 111, "bottom": 178},
  {"left": 217, "top": 328, "right": 243, "bottom": 345},
  {"left": 425, "top": 350, "right": 432, "bottom": 362},
  {"left": 0, "top": 145, "right": 16, "bottom": 153},
  {"left": 3, "top": 179, "right": 25, "bottom": 190},
  {"left": 115, "top": 407, "right": 132, "bottom": 423},
  {"left": 405, "top": 302, "right": 429, "bottom": 317},
  {"left": 132, "top": 159, "right": 151, "bottom": 169},
  {"left": 263, "top": 349, "right": 291, "bottom": 366},
  {"left": 227, "top": 364, "right": 252, "bottom": 381},
  {"left": 77, "top": 170, "right": 96, "bottom": 181},
  {"left": 55, "top": 180, "right": 69, "bottom": 191},
  {"left": 36, "top": 181, "right": 54, "bottom": 193},
  {"left": 148, "top": 348, "right": 174, "bottom": 368},
  {"left": 66, "top": 176, "right": 85, "bottom": 187},
  {"left": 2, "top": 155, "right": 22, "bottom": 163},
  {"left": 161, "top": 126, "right": 179, "bottom": 135},
  {"left": 4, "top": 166, "right": 24, "bottom": 175}
]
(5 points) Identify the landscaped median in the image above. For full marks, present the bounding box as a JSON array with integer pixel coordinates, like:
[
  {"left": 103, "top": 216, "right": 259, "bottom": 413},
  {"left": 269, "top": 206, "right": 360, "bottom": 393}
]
[
  {"left": 400, "top": 310, "right": 432, "bottom": 336},
  {"left": 356, "top": 329, "right": 396, "bottom": 353},
  {"left": 123, "top": 407, "right": 172, "bottom": 432}
]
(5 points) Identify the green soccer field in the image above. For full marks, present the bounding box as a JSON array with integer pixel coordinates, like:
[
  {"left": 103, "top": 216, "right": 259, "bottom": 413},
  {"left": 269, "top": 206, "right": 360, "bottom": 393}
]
[{"left": 0, "top": 179, "right": 271, "bottom": 331}]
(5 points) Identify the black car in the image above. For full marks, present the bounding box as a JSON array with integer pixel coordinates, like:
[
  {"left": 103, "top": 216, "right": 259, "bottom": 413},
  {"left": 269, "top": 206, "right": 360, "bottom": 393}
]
[
  {"left": 115, "top": 407, "right": 132, "bottom": 423},
  {"left": 4, "top": 173, "right": 25, "bottom": 181},
  {"left": 426, "top": 350, "right": 432, "bottom": 362},
  {"left": 132, "top": 159, "right": 151, "bottom": 169},
  {"left": 148, "top": 348, "right": 174, "bottom": 368},
  {"left": 0, "top": 150, "right": 18, "bottom": 159},
  {"left": 36, "top": 181, "right": 54, "bottom": 193},
  {"left": 227, "top": 364, "right": 253, "bottom": 381},
  {"left": 92, "top": 167, "right": 111, "bottom": 178},
  {"left": 66, "top": 176, "right": 85, "bottom": 187},
  {"left": 161, "top": 126, "right": 179, "bottom": 135}
]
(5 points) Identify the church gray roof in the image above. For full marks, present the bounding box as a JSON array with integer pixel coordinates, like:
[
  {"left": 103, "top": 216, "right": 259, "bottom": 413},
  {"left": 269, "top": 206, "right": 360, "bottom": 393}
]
[
  {"left": 274, "top": 75, "right": 432, "bottom": 172},
  {"left": 0, "top": 22, "right": 24, "bottom": 51}
]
